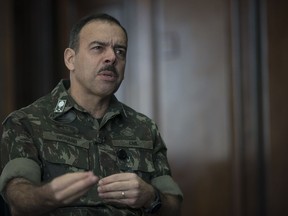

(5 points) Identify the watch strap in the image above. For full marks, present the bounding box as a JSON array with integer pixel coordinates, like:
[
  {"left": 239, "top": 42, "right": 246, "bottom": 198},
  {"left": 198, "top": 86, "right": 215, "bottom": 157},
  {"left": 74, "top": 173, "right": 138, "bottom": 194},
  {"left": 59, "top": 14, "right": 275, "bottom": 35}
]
[{"left": 144, "top": 187, "right": 162, "bottom": 214}]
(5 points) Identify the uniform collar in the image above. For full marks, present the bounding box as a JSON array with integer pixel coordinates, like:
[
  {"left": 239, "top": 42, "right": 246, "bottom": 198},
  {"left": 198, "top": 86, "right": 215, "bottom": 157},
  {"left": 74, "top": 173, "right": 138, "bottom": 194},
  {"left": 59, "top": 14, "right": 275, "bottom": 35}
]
[{"left": 50, "top": 79, "right": 127, "bottom": 120}]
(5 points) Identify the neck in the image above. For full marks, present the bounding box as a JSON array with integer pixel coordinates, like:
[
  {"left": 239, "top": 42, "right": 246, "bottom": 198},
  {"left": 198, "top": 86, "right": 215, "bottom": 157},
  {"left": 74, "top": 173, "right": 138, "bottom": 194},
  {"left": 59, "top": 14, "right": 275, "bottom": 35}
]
[{"left": 68, "top": 88, "right": 111, "bottom": 119}]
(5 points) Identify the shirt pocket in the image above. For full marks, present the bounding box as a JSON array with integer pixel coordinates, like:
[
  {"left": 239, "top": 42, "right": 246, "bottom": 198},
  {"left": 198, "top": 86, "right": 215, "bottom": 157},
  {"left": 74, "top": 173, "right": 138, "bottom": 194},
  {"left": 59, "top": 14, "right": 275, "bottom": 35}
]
[
  {"left": 41, "top": 131, "right": 90, "bottom": 180},
  {"left": 112, "top": 139, "right": 155, "bottom": 183}
]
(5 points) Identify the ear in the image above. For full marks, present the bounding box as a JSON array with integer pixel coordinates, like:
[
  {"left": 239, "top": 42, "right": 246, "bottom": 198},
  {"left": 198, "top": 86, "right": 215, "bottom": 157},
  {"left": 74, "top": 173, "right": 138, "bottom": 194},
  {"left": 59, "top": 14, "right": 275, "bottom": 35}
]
[{"left": 64, "top": 48, "right": 75, "bottom": 71}]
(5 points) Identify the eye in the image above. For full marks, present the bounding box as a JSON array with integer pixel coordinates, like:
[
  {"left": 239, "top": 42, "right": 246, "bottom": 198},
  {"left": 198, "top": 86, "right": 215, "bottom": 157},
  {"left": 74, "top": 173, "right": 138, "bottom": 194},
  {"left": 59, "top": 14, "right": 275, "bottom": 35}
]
[
  {"left": 115, "top": 48, "right": 126, "bottom": 58},
  {"left": 92, "top": 45, "right": 103, "bottom": 50}
]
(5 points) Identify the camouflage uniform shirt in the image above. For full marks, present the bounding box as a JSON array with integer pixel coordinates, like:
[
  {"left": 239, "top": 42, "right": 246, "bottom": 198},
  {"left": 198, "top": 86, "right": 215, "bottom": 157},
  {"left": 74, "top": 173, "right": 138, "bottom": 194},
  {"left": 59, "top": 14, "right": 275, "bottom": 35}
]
[{"left": 0, "top": 80, "right": 183, "bottom": 216}]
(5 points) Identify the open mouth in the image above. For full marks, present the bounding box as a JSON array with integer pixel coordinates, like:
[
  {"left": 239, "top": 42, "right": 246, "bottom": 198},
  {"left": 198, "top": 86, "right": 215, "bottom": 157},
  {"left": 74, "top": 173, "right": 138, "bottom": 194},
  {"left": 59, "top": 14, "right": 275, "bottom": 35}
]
[{"left": 98, "top": 71, "right": 117, "bottom": 81}]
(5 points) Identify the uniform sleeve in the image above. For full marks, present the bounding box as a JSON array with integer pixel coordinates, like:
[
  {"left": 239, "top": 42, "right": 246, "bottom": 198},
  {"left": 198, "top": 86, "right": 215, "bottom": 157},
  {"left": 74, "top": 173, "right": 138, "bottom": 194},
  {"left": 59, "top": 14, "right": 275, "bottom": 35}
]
[
  {"left": 0, "top": 112, "right": 41, "bottom": 193},
  {"left": 0, "top": 158, "right": 41, "bottom": 192},
  {"left": 151, "top": 122, "right": 183, "bottom": 199},
  {"left": 152, "top": 175, "right": 183, "bottom": 199}
]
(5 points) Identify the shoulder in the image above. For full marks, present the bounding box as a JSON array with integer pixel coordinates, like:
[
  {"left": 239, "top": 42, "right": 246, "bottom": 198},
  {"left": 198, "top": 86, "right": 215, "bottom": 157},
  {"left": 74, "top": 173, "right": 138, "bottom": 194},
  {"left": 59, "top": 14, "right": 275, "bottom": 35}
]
[
  {"left": 2, "top": 80, "right": 68, "bottom": 125},
  {"left": 2, "top": 93, "right": 53, "bottom": 125},
  {"left": 120, "top": 102, "right": 158, "bottom": 129}
]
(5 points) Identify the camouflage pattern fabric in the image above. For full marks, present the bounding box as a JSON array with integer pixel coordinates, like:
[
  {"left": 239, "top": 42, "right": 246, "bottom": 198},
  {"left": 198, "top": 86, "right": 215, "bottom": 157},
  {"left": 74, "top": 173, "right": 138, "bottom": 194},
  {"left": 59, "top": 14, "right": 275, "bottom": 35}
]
[{"left": 0, "top": 80, "right": 182, "bottom": 215}]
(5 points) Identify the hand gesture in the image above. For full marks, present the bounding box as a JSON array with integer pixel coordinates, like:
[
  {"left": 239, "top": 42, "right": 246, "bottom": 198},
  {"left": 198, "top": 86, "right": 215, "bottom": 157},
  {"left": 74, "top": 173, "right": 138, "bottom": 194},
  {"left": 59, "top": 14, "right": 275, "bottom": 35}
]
[{"left": 97, "top": 173, "right": 154, "bottom": 208}]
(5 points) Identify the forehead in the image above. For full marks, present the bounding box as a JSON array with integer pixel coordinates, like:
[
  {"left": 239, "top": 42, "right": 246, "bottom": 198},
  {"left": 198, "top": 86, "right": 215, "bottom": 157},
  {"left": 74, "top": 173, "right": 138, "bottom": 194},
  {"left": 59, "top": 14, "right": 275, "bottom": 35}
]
[{"left": 79, "top": 21, "right": 127, "bottom": 46}]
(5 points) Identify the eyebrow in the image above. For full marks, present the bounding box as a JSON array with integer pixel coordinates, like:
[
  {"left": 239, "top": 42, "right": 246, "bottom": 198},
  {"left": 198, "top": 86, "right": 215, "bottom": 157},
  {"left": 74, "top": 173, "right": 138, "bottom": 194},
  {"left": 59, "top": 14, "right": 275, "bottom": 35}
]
[{"left": 89, "top": 41, "right": 127, "bottom": 50}]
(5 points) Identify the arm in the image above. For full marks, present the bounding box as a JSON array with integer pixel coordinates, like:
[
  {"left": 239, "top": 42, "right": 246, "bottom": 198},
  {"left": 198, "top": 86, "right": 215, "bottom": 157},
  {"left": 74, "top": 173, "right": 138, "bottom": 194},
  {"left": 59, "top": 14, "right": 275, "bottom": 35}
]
[
  {"left": 144, "top": 186, "right": 181, "bottom": 216},
  {"left": 4, "top": 172, "right": 98, "bottom": 216},
  {"left": 157, "top": 194, "right": 181, "bottom": 216},
  {"left": 143, "top": 184, "right": 182, "bottom": 216}
]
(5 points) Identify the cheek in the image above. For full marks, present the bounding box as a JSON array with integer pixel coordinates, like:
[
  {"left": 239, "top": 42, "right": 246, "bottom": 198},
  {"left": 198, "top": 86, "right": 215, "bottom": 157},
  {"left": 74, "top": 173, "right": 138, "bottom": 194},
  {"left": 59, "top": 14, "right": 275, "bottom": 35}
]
[
  {"left": 75, "top": 58, "right": 95, "bottom": 74},
  {"left": 117, "top": 62, "right": 126, "bottom": 74}
]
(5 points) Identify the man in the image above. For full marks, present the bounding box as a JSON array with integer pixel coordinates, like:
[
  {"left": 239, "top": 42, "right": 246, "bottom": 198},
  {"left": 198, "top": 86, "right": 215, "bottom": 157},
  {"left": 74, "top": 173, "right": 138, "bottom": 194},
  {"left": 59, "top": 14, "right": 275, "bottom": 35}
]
[{"left": 0, "top": 13, "right": 183, "bottom": 215}]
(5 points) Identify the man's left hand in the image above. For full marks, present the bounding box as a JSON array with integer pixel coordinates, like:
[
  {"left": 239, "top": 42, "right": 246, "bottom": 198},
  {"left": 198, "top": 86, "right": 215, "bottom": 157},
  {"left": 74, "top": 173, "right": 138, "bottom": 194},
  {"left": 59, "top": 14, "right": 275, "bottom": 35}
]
[{"left": 97, "top": 173, "right": 155, "bottom": 208}]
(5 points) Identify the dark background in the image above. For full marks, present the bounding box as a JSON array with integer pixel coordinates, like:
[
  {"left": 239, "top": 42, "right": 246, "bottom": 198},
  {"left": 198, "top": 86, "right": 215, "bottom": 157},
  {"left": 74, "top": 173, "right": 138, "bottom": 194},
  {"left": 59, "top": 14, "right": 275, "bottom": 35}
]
[{"left": 1, "top": 0, "right": 288, "bottom": 216}]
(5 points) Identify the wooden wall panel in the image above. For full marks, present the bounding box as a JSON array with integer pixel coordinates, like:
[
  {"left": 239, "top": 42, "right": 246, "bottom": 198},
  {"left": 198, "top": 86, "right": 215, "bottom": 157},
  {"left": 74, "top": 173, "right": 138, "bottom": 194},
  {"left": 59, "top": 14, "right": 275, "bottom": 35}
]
[
  {"left": 230, "top": 0, "right": 268, "bottom": 215},
  {"left": 0, "top": 0, "right": 15, "bottom": 123},
  {"left": 1, "top": 0, "right": 288, "bottom": 216},
  {"left": 0, "top": 1, "right": 14, "bottom": 215},
  {"left": 266, "top": 1, "right": 288, "bottom": 215},
  {"left": 159, "top": 0, "right": 233, "bottom": 215}
]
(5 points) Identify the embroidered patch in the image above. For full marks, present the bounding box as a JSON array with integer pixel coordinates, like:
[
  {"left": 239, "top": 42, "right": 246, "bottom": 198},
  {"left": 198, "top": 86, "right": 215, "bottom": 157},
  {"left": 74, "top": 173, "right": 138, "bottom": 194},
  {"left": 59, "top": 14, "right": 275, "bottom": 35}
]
[{"left": 54, "top": 99, "right": 67, "bottom": 113}]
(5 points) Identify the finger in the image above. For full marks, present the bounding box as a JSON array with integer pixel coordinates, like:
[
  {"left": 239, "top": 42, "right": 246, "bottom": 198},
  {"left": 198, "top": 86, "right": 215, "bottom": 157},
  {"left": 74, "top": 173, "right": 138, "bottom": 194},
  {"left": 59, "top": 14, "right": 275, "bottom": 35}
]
[
  {"left": 98, "top": 180, "right": 136, "bottom": 193},
  {"left": 99, "top": 188, "right": 140, "bottom": 201},
  {"left": 99, "top": 173, "right": 136, "bottom": 185},
  {"left": 51, "top": 171, "right": 97, "bottom": 191},
  {"left": 99, "top": 190, "right": 132, "bottom": 205},
  {"left": 51, "top": 172, "right": 98, "bottom": 202},
  {"left": 57, "top": 175, "right": 97, "bottom": 199},
  {"left": 99, "top": 190, "right": 128, "bottom": 199}
]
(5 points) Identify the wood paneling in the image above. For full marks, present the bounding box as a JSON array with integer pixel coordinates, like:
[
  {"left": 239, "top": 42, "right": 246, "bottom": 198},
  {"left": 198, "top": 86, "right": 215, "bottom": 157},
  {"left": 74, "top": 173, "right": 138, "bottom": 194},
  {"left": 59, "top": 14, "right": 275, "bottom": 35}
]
[
  {"left": 0, "top": 0, "right": 14, "bottom": 122},
  {"left": 266, "top": 1, "right": 288, "bottom": 215},
  {"left": 1, "top": 1, "right": 288, "bottom": 216},
  {"left": 159, "top": 0, "right": 233, "bottom": 215},
  {"left": 230, "top": 0, "right": 268, "bottom": 215},
  {"left": 0, "top": 0, "right": 14, "bottom": 214}
]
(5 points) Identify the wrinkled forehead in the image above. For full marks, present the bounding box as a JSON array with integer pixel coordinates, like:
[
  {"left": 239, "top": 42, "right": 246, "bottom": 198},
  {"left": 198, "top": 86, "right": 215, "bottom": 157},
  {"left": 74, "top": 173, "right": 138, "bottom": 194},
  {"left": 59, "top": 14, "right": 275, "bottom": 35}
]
[{"left": 79, "top": 20, "right": 127, "bottom": 46}]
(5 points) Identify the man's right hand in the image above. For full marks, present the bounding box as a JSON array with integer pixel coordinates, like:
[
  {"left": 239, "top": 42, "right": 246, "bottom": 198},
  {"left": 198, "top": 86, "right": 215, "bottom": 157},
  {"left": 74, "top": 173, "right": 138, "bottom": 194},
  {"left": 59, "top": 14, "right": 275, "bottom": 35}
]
[
  {"left": 47, "top": 171, "right": 99, "bottom": 205},
  {"left": 5, "top": 171, "right": 99, "bottom": 216}
]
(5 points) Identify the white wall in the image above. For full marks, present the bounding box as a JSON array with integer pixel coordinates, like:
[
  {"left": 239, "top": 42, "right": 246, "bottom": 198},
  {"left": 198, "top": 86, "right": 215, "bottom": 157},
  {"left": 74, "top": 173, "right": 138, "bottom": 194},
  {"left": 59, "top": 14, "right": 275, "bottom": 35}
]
[
  {"left": 157, "top": 0, "right": 232, "bottom": 165},
  {"left": 116, "top": 0, "right": 232, "bottom": 165}
]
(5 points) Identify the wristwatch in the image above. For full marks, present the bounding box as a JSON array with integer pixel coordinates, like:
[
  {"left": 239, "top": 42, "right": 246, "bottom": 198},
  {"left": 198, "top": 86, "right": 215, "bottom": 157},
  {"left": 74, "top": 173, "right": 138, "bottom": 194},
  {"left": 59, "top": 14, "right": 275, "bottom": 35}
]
[{"left": 144, "top": 187, "right": 162, "bottom": 214}]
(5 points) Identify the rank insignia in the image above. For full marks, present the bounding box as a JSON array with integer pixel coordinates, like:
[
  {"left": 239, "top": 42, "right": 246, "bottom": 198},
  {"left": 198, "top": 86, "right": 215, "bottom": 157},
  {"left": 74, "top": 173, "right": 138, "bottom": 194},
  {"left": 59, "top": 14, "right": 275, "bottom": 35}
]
[{"left": 54, "top": 99, "right": 67, "bottom": 113}]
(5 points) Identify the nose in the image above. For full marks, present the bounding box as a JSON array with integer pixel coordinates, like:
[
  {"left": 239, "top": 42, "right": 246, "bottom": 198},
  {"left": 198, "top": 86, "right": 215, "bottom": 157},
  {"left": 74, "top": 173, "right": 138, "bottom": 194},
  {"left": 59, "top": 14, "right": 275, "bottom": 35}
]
[{"left": 104, "top": 47, "right": 116, "bottom": 64}]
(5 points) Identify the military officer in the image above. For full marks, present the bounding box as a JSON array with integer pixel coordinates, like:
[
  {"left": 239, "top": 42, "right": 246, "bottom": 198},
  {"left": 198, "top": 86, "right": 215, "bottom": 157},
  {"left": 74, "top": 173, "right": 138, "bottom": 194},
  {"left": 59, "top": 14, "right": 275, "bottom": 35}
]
[{"left": 0, "top": 13, "right": 183, "bottom": 216}]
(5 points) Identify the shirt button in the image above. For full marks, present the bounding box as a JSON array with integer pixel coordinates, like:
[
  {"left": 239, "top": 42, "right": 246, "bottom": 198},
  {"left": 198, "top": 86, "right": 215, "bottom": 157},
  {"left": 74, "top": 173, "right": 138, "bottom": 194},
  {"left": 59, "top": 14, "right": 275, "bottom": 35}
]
[{"left": 117, "top": 149, "right": 128, "bottom": 160}]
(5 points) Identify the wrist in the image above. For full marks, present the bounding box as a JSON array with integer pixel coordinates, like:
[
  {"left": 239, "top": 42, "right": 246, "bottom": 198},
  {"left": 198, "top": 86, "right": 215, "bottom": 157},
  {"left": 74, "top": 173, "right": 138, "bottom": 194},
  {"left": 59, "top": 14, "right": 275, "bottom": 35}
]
[
  {"left": 143, "top": 185, "right": 156, "bottom": 208},
  {"left": 143, "top": 186, "right": 162, "bottom": 214}
]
